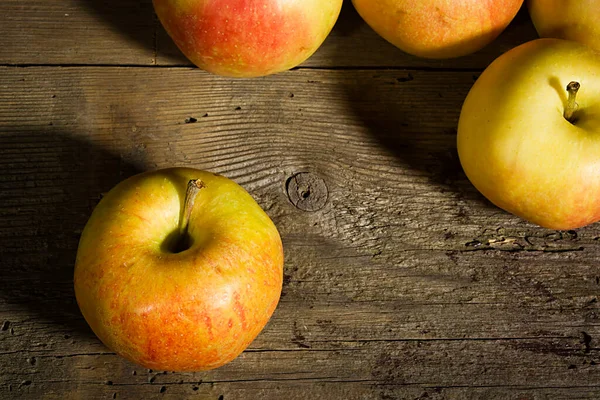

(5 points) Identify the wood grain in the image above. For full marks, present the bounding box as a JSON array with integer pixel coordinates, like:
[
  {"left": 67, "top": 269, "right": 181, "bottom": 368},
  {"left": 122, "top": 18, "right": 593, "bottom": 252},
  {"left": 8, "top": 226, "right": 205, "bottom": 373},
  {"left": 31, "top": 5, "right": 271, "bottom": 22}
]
[
  {"left": 2, "top": 0, "right": 539, "bottom": 69},
  {"left": 1, "top": 0, "right": 156, "bottom": 66},
  {"left": 2, "top": 66, "right": 600, "bottom": 399}
]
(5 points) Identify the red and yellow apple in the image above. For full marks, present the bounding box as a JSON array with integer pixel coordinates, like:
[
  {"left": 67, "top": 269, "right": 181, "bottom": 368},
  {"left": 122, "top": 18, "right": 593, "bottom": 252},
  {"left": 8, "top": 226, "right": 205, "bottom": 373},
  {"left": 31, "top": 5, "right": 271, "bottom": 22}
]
[
  {"left": 74, "top": 168, "right": 284, "bottom": 371},
  {"left": 153, "top": 0, "right": 343, "bottom": 77},
  {"left": 528, "top": 0, "right": 600, "bottom": 52},
  {"left": 351, "top": 0, "right": 524, "bottom": 59},
  {"left": 457, "top": 38, "right": 600, "bottom": 230}
]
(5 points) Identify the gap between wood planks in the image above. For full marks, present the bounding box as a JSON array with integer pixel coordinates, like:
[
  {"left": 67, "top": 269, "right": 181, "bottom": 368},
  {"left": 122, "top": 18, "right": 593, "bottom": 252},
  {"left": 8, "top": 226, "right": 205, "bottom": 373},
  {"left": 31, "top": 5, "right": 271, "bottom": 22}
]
[
  {"left": 1, "top": 336, "right": 592, "bottom": 357},
  {"left": 19, "top": 378, "right": 600, "bottom": 389},
  {"left": 0, "top": 63, "right": 486, "bottom": 73}
]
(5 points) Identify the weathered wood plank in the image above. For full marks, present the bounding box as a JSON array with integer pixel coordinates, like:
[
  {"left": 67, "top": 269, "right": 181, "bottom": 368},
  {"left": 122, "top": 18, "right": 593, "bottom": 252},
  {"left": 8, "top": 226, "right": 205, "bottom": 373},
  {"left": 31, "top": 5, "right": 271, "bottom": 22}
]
[
  {"left": 3, "top": 332, "right": 600, "bottom": 399},
  {"left": 1, "top": 0, "right": 156, "bottom": 65},
  {"left": 2, "top": 66, "right": 600, "bottom": 399},
  {"left": 2, "top": 1, "right": 538, "bottom": 69}
]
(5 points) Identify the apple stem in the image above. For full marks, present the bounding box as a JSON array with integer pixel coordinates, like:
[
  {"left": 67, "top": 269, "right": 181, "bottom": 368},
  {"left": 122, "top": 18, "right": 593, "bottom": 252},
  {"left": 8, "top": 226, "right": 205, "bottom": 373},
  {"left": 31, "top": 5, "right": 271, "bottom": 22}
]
[
  {"left": 564, "top": 81, "right": 580, "bottom": 123},
  {"left": 179, "top": 179, "right": 205, "bottom": 240}
]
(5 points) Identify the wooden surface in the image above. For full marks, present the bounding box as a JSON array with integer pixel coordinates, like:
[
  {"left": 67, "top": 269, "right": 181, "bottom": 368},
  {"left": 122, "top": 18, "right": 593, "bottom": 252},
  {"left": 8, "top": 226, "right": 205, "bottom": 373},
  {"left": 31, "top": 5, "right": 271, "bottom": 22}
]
[{"left": 2, "top": 1, "right": 600, "bottom": 399}]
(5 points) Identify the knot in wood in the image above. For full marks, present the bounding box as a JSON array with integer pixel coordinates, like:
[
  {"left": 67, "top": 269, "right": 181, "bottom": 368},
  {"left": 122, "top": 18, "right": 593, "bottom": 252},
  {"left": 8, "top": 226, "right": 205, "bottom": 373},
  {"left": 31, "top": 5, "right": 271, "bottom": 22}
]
[{"left": 286, "top": 172, "right": 328, "bottom": 212}]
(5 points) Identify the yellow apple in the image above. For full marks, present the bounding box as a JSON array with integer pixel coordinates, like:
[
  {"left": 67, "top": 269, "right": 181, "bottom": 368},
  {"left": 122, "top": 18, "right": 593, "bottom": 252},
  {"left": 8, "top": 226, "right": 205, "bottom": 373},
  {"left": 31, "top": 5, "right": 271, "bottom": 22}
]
[
  {"left": 528, "top": 0, "right": 600, "bottom": 52},
  {"left": 351, "top": 0, "right": 524, "bottom": 59},
  {"left": 74, "top": 168, "right": 284, "bottom": 371},
  {"left": 457, "top": 38, "right": 600, "bottom": 230}
]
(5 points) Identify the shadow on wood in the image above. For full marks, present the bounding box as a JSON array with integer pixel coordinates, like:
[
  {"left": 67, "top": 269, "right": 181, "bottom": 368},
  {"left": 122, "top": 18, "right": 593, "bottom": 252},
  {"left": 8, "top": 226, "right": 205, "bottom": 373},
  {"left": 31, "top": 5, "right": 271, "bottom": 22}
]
[
  {"left": 0, "top": 128, "right": 144, "bottom": 338},
  {"left": 330, "top": 0, "right": 365, "bottom": 37},
  {"left": 80, "top": 0, "right": 157, "bottom": 57},
  {"left": 332, "top": 1, "right": 499, "bottom": 210}
]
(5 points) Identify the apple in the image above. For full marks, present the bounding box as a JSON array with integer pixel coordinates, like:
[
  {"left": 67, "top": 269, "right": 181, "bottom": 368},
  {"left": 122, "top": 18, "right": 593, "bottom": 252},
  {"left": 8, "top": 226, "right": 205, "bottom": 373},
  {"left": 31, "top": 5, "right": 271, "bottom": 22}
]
[
  {"left": 153, "top": 0, "right": 343, "bottom": 77},
  {"left": 351, "top": 0, "right": 524, "bottom": 59},
  {"left": 74, "top": 168, "right": 284, "bottom": 371},
  {"left": 528, "top": 0, "right": 600, "bottom": 52},
  {"left": 457, "top": 38, "right": 600, "bottom": 230}
]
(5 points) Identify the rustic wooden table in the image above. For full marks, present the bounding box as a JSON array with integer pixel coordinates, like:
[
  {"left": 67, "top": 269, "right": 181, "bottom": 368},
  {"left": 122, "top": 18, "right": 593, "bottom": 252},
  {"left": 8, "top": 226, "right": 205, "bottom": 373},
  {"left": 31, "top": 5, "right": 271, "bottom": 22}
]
[{"left": 2, "top": 1, "right": 600, "bottom": 399}]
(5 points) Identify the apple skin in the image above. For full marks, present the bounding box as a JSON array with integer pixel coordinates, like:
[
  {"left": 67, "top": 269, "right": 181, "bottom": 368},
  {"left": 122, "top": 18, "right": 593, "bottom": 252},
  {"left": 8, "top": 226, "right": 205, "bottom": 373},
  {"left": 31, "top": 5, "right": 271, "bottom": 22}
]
[
  {"left": 74, "top": 168, "right": 284, "bottom": 371},
  {"left": 153, "top": 0, "right": 343, "bottom": 77},
  {"left": 351, "top": 0, "right": 524, "bottom": 59},
  {"left": 457, "top": 38, "right": 600, "bottom": 230},
  {"left": 528, "top": 0, "right": 600, "bottom": 52}
]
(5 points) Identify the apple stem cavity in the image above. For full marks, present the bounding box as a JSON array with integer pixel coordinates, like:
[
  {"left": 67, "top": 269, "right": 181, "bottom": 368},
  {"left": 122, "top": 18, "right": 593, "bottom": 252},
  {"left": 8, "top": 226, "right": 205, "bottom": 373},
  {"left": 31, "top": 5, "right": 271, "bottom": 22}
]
[
  {"left": 564, "top": 81, "right": 581, "bottom": 123},
  {"left": 180, "top": 179, "right": 205, "bottom": 238},
  {"left": 172, "top": 179, "right": 205, "bottom": 253}
]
